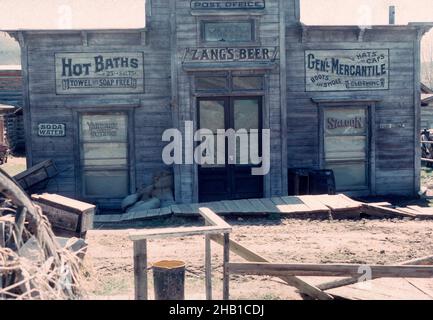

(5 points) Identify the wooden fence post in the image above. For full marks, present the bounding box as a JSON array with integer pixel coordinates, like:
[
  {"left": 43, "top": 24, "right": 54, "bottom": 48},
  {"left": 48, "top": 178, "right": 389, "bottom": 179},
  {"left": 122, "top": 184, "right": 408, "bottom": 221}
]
[
  {"left": 205, "top": 235, "right": 212, "bottom": 300},
  {"left": 223, "top": 233, "right": 230, "bottom": 300},
  {"left": 133, "top": 239, "right": 148, "bottom": 300}
]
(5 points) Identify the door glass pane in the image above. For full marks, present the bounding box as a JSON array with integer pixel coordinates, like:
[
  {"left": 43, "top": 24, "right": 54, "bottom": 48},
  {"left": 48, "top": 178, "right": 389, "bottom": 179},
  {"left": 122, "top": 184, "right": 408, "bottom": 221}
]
[
  {"left": 324, "top": 108, "right": 367, "bottom": 136},
  {"left": 81, "top": 114, "right": 127, "bottom": 142},
  {"left": 233, "top": 77, "right": 263, "bottom": 91},
  {"left": 199, "top": 100, "right": 225, "bottom": 133},
  {"left": 82, "top": 143, "right": 128, "bottom": 166},
  {"left": 84, "top": 170, "right": 129, "bottom": 197},
  {"left": 326, "top": 162, "right": 367, "bottom": 189},
  {"left": 234, "top": 99, "right": 259, "bottom": 130},
  {"left": 325, "top": 136, "right": 366, "bottom": 161},
  {"left": 323, "top": 107, "right": 368, "bottom": 191},
  {"left": 80, "top": 113, "right": 129, "bottom": 198}
]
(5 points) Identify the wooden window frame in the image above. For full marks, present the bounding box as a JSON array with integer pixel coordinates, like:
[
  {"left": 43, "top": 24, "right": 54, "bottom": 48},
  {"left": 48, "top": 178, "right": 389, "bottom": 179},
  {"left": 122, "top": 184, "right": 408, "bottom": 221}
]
[{"left": 198, "top": 17, "right": 260, "bottom": 46}]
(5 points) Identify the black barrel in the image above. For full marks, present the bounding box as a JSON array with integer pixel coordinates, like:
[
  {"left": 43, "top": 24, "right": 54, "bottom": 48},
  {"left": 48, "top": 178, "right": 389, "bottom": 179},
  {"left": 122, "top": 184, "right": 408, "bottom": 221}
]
[{"left": 152, "top": 260, "right": 185, "bottom": 300}]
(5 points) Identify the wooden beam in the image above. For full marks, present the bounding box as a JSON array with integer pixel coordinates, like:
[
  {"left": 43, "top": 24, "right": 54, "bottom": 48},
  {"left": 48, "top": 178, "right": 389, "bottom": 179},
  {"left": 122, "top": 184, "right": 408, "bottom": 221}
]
[
  {"left": 318, "top": 254, "right": 433, "bottom": 291},
  {"left": 205, "top": 235, "right": 212, "bottom": 300},
  {"left": 199, "top": 207, "right": 231, "bottom": 228},
  {"left": 133, "top": 240, "right": 147, "bottom": 300},
  {"left": 210, "top": 234, "right": 333, "bottom": 300},
  {"left": 223, "top": 233, "right": 230, "bottom": 300},
  {"left": 129, "top": 225, "right": 232, "bottom": 241},
  {"left": 228, "top": 262, "right": 433, "bottom": 278},
  {"left": 0, "top": 221, "right": 4, "bottom": 297},
  {"left": 362, "top": 203, "right": 416, "bottom": 218}
]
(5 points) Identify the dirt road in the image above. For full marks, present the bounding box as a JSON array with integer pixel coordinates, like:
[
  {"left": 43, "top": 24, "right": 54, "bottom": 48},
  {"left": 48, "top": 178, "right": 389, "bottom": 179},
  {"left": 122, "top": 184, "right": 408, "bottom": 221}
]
[{"left": 83, "top": 216, "right": 433, "bottom": 300}]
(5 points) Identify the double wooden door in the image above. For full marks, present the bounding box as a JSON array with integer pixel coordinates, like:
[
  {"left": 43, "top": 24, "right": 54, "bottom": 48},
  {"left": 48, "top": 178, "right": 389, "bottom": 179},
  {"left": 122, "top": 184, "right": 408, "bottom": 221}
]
[{"left": 197, "top": 96, "right": 263, "bottom": 202}]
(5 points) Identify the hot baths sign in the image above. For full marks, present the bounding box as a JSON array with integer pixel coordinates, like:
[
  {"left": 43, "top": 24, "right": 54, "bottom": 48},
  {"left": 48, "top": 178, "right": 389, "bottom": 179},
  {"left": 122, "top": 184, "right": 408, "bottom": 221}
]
[
  {"left": 305, "top": 49, "right": 389, "bottom": 92},
  {"left": 55, "top": 52, "right": 144, "bottom": 94}
]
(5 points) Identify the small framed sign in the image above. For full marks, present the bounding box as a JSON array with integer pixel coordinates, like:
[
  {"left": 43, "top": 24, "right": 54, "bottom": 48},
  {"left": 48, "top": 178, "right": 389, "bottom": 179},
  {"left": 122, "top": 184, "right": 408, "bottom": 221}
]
[
  {"left": 191, "top": 0, "right": 265, "bottom": 10},
  {"left": 38, "top": 123, "right": 66, "bottom": 137}
]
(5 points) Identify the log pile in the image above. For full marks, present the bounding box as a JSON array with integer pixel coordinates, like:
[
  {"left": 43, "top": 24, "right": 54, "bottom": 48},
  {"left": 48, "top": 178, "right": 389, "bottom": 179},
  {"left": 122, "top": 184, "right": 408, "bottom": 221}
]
[
  {"left": 121, "top": 170, "right": 174, "bottom": 214},
  {"left": 0, "top": 169, "right": 85, "bottom": 300}
]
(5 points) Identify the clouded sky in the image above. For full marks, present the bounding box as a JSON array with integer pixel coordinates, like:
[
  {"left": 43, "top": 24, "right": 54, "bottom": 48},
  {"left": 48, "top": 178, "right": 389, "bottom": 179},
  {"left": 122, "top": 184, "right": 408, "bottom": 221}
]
[
  {"left": 0, "top": 0, "right": 432, "bottom": 59},
  {"left": 0, "top": 0, "right": 432, "bottom": 29}
]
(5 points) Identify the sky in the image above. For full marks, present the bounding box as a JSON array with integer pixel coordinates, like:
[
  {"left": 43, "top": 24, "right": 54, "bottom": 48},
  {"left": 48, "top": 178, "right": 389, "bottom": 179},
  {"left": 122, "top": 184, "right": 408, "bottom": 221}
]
[
  {"left": 0, "top": 0, "right": 432, "bottom": 29},
  {"left": 0, "top": 0, "right": 433, "bottom": 59}
]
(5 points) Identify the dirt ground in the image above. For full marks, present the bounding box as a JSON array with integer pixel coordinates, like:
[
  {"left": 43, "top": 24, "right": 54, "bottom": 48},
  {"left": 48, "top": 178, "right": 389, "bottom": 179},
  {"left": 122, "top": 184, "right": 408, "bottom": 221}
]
[
  {"left": 82, "top": 217, "right": 433, "bottom": 300},
  {"left": 0, "top": 155, "right": 26, "bottom": 176},
  {"left": 2, "top": 157, "right": 433, "bottom": 300}
]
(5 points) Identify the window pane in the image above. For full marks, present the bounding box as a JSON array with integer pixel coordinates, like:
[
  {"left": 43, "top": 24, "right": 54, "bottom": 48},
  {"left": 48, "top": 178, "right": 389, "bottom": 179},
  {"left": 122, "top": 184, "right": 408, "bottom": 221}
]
[
  {"left": 195, "top": 77, "right": 227, "bottom": 91},
  {"left": 83, "top": 143, "right": 128, "bottom": 166},
  {"left": 325, "top": 136, "right": 366, "bottom": 161},
  {"left": 203, "top": 21, "right": 253, "bottom": 42},
  {"left": 84, "top": 170, "right": 129, "bottom": 197},
  {"left": 233, "top": 76, "right": 263, "bottom": 91},
  {"left": 234, "top": 99, "right": 259, "bottom": 130},
  {"left": 81, "top": 114, "right": 127, "bottom": 142},
  {"left": 324, "top": 108, "right": 367, "bottom": 136},
  {"left": 199, "top": 100, "right": 225, "bottom": 132},
  {"left": 326, "top": 162, "right": 367, "bottom": 190}
]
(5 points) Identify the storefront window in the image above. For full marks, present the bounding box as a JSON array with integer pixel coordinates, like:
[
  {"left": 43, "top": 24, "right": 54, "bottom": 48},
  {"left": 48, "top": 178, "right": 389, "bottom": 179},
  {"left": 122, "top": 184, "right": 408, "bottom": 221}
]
[
  {"left": 195, "top": 77, "right": 228, "bottom": 91},
  {"left": 324, "top": 108, "right": 368, "bottom": 191},
  {"left": 80, "top": 113, "right": 129, "bottom": 198},
  {"left": 202, "top": 21, "right": 254, "bottom": 43},
  {"left": 233, "top": 76, "right": 263, "bottom": 91}
]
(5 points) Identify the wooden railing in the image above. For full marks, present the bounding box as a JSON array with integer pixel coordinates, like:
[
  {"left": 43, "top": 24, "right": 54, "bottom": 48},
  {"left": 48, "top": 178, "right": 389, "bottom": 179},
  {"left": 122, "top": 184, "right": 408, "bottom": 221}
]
[{"left": 128, "top": 207, "right": 232, "bottom": 300}]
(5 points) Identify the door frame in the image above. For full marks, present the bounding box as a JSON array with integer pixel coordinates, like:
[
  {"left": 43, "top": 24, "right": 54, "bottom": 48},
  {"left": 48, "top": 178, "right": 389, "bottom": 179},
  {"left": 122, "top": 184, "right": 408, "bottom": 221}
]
[
  {"left": 316, "top": 99, "right": 377, "bottom": 196},
  {"left": 72, "top": 106, "right": 136, "bottom": 208},
  {"left": 197, "top": 96, "right": 264, "bottom": 201}
]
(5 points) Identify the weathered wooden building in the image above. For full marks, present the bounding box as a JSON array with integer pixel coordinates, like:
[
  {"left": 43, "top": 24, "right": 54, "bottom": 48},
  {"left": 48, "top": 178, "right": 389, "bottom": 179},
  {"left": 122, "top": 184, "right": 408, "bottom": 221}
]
[{"left": 4, "top": 0, "right": 432, "bottom": 209}]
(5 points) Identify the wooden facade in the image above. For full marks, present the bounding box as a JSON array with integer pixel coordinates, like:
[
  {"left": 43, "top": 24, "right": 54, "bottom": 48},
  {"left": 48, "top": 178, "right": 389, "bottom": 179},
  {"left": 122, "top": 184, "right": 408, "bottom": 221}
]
[{"left": 5, "top": 0, "right": 432, "bottom": 209}]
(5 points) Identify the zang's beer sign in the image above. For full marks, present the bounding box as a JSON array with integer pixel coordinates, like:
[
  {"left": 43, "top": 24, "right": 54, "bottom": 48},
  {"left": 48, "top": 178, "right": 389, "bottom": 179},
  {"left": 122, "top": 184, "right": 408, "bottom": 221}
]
[
  {"left": 55, "top": 52, "right": 144, "bottom": 94},
  {"left": 191, "top": 0, "right": 265, "bottom": 10},
  {"left": 305, "top": 49, "right": 389, "bottom": 92},
  {"left": 183, "top": 47, "right": 278, "bottom": 63}
]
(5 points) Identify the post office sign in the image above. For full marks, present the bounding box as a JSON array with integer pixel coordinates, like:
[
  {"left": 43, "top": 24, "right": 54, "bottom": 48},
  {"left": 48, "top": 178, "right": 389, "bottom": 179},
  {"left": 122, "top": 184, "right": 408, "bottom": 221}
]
[
  {"left": 38, "top": 123, "right": 66, "bottom": 137},
  {"left": 55, "top": 52, "right": 144, "bottom": 94},
  {"left": 305, "top": 49, "right": 389, "bottom": 92},
  {"left": 191, "top": 0, "right": 265, "bottom": 10}
]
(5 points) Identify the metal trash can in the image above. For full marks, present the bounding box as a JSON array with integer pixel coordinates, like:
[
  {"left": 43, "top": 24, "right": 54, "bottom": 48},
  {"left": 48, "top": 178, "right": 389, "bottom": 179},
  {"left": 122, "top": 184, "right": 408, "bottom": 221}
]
[{"left": 152, "top": 260, "right": 185, "bottom": 300}]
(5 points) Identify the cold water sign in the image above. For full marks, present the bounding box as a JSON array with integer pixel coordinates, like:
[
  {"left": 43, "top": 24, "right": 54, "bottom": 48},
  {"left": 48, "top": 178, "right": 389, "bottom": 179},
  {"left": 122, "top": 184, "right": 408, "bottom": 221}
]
[
  {"left": 55, "top": 52, "right": 144, "bottom": 94},
  {"left": 305, "top": 49, "right": 389, "bottom": 92},
  {"left": 191, "top": 0, "right": 265, "bottom": 10}
]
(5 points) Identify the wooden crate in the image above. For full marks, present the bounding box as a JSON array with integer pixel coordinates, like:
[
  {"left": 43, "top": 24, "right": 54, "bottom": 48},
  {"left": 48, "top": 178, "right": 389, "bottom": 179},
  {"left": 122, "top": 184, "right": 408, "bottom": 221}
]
[
  {"left": 31, "top": 193, "right": 95, "bottom": 238},
  {"left": 14, "top": 160, "right": 58, "bottom": 191}
]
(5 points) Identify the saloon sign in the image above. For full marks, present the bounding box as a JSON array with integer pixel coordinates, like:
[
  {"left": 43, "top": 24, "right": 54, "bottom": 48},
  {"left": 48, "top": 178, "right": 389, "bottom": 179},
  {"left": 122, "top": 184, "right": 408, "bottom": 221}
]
[
  {"left": 183, "top": 47, "right": 278, "bottom": 63},
  {"left": 55, "top": 52, "right": 144, "bottom": 94},
  {"left": 305, "top": 49, "right": 389, "bottom": 92},
  {"left": 191, "top": 0, "right": 265, "bottom": 10}
]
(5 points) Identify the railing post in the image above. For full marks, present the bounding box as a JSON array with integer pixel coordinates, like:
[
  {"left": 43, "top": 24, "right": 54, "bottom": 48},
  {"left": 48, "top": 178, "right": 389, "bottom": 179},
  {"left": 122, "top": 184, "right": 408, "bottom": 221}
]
[
  {"left": 205, "top": 234, "right": 212, "bottom": 300},
  {"left": 223, "top": 233, "right": 230, "bottom": 300},
  {"left": 133, "top": 239, "right": 148, "bottom": 300}
]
